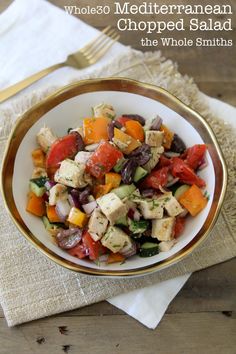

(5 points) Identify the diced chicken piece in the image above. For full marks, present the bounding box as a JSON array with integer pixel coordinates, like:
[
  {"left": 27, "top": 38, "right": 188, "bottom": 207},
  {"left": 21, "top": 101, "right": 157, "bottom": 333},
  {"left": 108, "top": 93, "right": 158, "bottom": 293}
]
[
  {"left": 36, "top": 126, "right": 57, "bottom": 152},
  {"left": 143, "top": 147, "right": 164, "bottom": 172},
  {"left": 74, "top": 151, "right": 92, "bottom": 164},
  {"left": 138, "top": 198, "right": 164, "bottom": 219},
  {"left": 49, "top": 183, "right": 68, "bottom": 206},
  {"left": 101, "top": 226, "right": 132, "bottom": 253},
  {"left": 152, "top": 217, "right": 175, "bottom": 241},
  {"left": 93, "top": 103, "right": 116, "bottom": 120},
  {"left": 88, "top": 208, "right": 108, "bottom": 239},
  {"left": 97, "top": 193, "right": 127, "bottom": 225},
  {"left": 31, "top": 167, "right": 47, "bottom": 179},
  {"left": 145, "top": 130, "right": 164, "bottom": 147},
  {"left": 159, "top": 240, "right": 176, "bottom": 252},
  {"left": 54, "top": 159, "right": 88, "bottom": 188},
  {"left": 164, "top": 195, "right": 184, "bottom": 217}
]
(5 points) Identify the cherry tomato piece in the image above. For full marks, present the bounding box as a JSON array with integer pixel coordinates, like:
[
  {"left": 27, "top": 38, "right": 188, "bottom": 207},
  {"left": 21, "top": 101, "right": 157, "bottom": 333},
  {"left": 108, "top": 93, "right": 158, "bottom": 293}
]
[
  {"left": 156, "top": 155, "right": 172, "bottom": 168},
  {"left": 86, "top": 141, "right": 123, "bottom": 178},
  {"left": 171, "top": 157, "right": 206, "bottom": 188},
  {"left": 173, "top": 217, "right": 186, "bottom": 238},
  {"left": 46, "top": 132, "right": 84, "bottom": 176},
  {"left": 141, "top": 167, "right": 169, "bottom": 190},
  {"left": 68, "top": 244, "right": 88, "bottom": 259},
  {"left": 185, "top": 144, "right": 207, "bottom": 170},
  {"left": 82, "top": 231, "right": 106, "bottom": 261}
]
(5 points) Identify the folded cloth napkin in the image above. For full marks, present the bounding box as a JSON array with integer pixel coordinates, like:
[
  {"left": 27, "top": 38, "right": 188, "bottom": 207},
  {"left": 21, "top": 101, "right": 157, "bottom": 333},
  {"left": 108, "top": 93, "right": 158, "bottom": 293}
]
[{"left": 0, "top": 0, "right": 235, "bottom": 328}]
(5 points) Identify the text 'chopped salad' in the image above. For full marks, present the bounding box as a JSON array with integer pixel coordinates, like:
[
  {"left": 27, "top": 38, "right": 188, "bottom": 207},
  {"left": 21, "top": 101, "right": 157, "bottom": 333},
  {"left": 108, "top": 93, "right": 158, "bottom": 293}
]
[{"left": 26, "top": 103, "right": 209, "bottom": 264}]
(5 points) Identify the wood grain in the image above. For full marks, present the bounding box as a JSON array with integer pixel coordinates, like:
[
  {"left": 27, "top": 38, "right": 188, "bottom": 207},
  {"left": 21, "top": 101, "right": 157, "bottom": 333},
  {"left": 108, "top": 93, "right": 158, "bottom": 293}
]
[
  {"left": 0, "top": 1, "right": 235, "bottom": 353},
  {"left": 0, "top": 313, "right": 235, "bottom": 354}
]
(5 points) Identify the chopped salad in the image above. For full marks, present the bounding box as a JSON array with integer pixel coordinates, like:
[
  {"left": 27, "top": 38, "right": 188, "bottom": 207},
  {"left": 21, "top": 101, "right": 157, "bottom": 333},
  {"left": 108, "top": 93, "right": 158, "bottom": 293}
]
[{"left": 26, "top": 103, "right": 208, "bottom": 264}]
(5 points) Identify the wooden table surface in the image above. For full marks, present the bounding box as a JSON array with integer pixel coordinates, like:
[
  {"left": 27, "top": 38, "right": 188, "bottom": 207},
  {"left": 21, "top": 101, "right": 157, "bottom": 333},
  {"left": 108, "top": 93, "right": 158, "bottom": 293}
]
[{"left": 0, "top": 1, "right": 235, "bottom": 353}]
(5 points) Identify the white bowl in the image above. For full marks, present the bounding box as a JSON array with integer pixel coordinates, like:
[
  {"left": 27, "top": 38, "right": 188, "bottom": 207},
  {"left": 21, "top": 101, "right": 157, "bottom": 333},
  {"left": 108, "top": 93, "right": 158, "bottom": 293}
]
[{"left": 1, "top": 78, "right": 227, "bottom": 276}]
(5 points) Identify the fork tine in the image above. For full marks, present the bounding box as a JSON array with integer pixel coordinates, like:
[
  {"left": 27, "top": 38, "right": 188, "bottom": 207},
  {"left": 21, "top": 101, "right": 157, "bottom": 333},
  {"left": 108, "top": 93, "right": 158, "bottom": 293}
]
[
  {"left": 82, "top": 28, "right": 117, "bottom": 57},
  {"left": 80, "top": 25, "right": 111, "bottom": 53},
  {"left": 86, "top": 34, "right": 120, "bottom": 63}
]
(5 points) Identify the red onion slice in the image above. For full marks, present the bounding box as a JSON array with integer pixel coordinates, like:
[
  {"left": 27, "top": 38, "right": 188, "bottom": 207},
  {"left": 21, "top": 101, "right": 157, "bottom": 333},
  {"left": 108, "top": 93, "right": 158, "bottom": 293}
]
[
  {"left": 150, "top": 116, "right": 163, "bottom": 130},
  {"left": 55, "top": 200, "right": 71, "bottom": 221},
  {"left": 198, "top": 158, "right": 208, "bottom": 170},
  {"left": 68, "top": 193, "right": 79, "bottom": 208},
  {"left": 120, "top": 241, "right": 137, "bottom": 258},
  {"left": 164, "top": 151, "right": 180, "bottom": 158},
  {"left": 133, "top": 209, "right": 141, "bottom": 221},
  {"left": 127, "top": 208, "right": 141, "bottom": 221},
  {"left": 166, "top": 177, "right": 179, "bottom": 187},
  {"left": 45, "top": 180, "right": 56, "bottom": 190},
  {"left": 141, "top": 189, "right": 155, "bottom": 198},
  {"left": 78, "top": 188, "right": 91, "bottom": 205},
  {"left": 82, "top": 200, "right": 98, "bottom": 215}
]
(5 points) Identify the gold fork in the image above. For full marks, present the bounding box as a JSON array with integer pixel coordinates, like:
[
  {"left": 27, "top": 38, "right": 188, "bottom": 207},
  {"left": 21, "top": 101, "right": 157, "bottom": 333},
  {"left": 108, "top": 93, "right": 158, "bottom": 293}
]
[{"left": 0, "top": 26, "right": 120, "bottom": 103}]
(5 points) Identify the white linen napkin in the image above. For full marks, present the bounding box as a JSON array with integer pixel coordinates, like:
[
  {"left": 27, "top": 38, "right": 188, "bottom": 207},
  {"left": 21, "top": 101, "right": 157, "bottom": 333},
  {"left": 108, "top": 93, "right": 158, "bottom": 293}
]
[{"left": 0, "top": 0, "right": 234, "bottom": 329}]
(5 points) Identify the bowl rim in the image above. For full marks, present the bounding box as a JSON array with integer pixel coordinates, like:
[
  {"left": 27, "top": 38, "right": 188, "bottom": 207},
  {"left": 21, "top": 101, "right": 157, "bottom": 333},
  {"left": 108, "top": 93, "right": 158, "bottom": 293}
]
[{"left": 1, "top": 77, "right": 228, "bottom": 277}]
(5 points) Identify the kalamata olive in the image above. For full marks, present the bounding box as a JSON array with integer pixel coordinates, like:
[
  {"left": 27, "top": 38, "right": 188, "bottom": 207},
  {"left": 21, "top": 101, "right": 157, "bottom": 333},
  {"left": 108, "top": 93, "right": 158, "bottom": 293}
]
[
  {"left": 141, "top": 189, "right": 155, "bottom": 198},
  {"left": 56, "top": 228, "right": 82, "bottom": 250},
  {"left": 114, "top": 120, "right": 122, "bottom": 129},
  {"left": 129, "top": 144, "right": 151, "bottom": 166},
  {"left": 122, "top": 114, "right": 145, "bottom": 126},
  {"left": 129, "top": 144, "right": 150, "bottom": 157},
  {"left": 57, "top": 227, "right": 81, "bottom": 241},
  {"left": 171, "top": 134, "right": 186, "bottom": 153},
  {"left": 79, "top": 187, "right": 91, "bottom": 205},
  {"left": 121, "top": 159, "right": 138, "bottom": 184},
  {"left": 150, "top": 116, "right": 163, "bottom": 130},
  {"left": 70, "top": 131, "right": 85, "bottom": 151},
  {"left": 136, "top": 151, "right": 151, "bottom": 165},
  {"left": 107, "top": 121, "right": 115, "bottom": 140},
  {"left": 108, "top": 121, "right": 123, "bottom": 140}
]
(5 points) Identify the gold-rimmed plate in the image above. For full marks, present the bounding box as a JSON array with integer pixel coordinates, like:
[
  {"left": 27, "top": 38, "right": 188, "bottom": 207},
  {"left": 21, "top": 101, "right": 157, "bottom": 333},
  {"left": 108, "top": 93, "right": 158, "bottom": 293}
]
[{"left": 1, "top": 78, "right": 227, "bottom": 277}]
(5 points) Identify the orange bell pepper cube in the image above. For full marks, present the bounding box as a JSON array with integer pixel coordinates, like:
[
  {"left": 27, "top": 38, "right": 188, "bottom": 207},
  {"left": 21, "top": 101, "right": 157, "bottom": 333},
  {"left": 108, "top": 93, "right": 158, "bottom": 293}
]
[
  {"left": 26, "top": 192, "right": 45, "bottom": 217},
  {"left": 47, "top": 205, "right": 62, "bottom": 223},
  {"left": 107, "top": 253, "right": 125, "bottom": 264},
  {"left": 31, "top": 148, "right": 45, "bottom": 168},
  {"left": 113, "top": 128, "right": 141, "bottom": 154},
  {"left": 105, "top": 172, "right": 121, "bottom": 189},
  {"left": 124, "top": 120, "right": 145, "bottom": 142},
  {"left": 94, "top": 183, "right": 113, "bottom": 199},
  {"left": 179, "top": 184, "right": 208, "bottom": 216},
  {"left": 83, "top": 117, "right": 110, "bottom": 145},
  {"left": 160, "top": 124, "right": 174, "bottom": 149}
]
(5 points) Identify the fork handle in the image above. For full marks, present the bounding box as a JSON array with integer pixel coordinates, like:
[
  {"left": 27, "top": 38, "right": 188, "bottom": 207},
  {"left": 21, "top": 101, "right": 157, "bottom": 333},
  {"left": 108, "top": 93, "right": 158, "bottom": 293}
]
[{"left": 0, "top": 62, "right": 65, "bottom": 103}]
